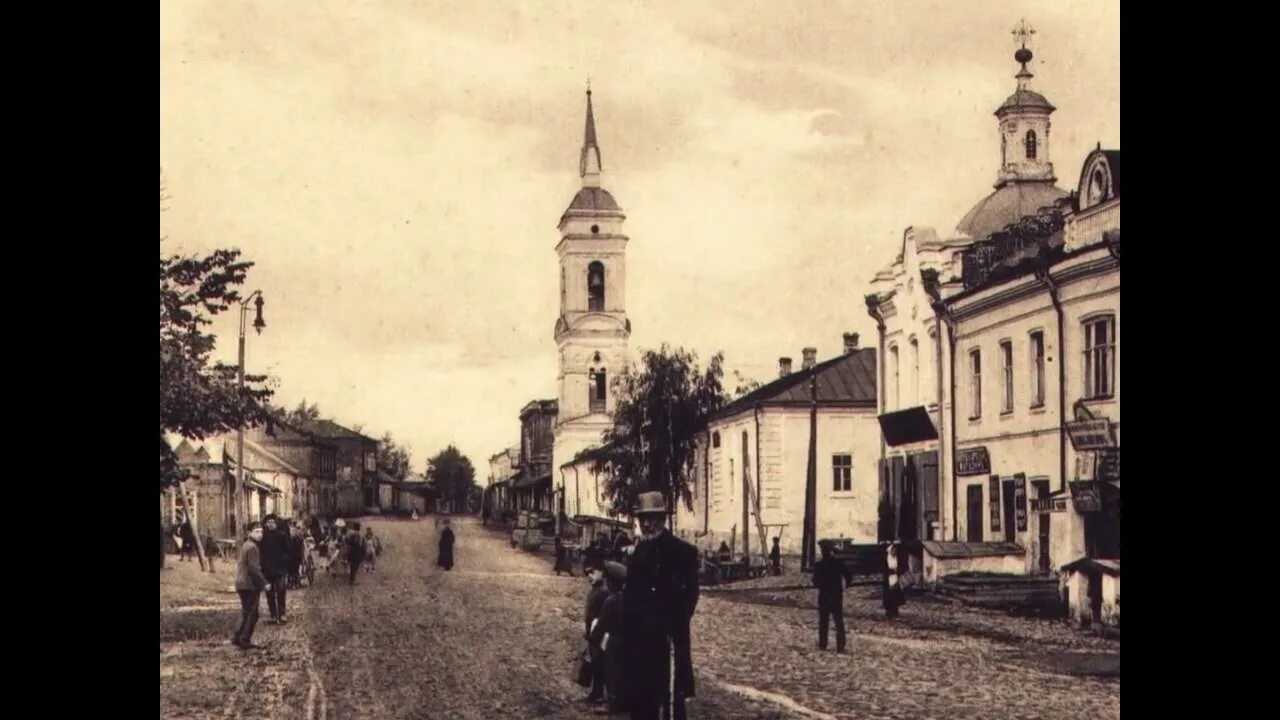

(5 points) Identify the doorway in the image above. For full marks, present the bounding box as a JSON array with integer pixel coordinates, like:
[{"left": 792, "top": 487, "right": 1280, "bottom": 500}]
[
  {"left": 1033, "top": 479, "right": 1052, "bottom": 574},
  {"left": 966, "top": 485, "right": 984, "bottom": 543}
]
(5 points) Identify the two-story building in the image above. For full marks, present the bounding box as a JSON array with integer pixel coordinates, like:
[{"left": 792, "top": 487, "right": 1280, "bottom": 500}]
[
  {"left": 512, "top": 400, "right": 558, "bottom": 513},
  {"left": 485, "top": 446, "right": 520, "bottom": 523},
  {"left": 674, "top": 338, "right": 879, "bottom": 559},
  {"left": 294, "top": 419, "right": 378, "bottom": 516},
  {"left": 246, "top": 420, "right": 339, "bottom": 518},
  {"left": 937, "top": 148, "right": 1119, "bottom": 629}
]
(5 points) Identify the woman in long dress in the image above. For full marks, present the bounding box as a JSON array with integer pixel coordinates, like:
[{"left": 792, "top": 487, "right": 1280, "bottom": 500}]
[{"left": 437, "top": 519, "right": 455, "bottom": 571}]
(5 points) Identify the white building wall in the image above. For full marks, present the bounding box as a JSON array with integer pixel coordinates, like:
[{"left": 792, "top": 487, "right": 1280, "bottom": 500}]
[{"left": 677, "top": 406, "right": 879, "bottom": 556}]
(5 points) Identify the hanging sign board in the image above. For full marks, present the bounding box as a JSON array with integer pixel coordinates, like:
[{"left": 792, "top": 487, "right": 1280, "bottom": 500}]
[{"left": 957, "top": 447, "right": 992, "bottom": 476}]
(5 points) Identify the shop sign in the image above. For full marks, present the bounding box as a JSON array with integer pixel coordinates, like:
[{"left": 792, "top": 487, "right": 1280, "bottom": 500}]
[
  {"left": 957, "top": 447, "right": 991, "bottom": 476},
  {"left": 1014, "top": 473, "right": 1028, "bottom": 531},
  {"left": 1065, "top": 419, "right": 1115, "bottom": 451},
  {"left": 1069, "top": 481, "right": 1102, "bottom": 513},
  {"left": 1030, "top": 497, "right": 1069, "bottom": 513},
  {"left": 1096, "top": 449, "right": 1121, "bottom": 483}
]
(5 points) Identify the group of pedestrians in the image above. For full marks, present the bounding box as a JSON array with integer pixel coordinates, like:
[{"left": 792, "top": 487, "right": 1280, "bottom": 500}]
[
  {"left": 230, "top": 515, "right": 384, "bottom": 651},
  {"left": 575, "top": 492, "right": 699, "bottom": 720}
]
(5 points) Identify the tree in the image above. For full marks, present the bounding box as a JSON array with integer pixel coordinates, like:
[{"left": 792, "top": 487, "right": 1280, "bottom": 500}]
[
  {"left": 731, "top": 369, "right": 763, "bottom": 399},
  {"left": 286, "top": 400, "right": 322, "bottom": 425},
  {"left": 426, "top": 445, "right": 477, "bottom": 511},
  {"left": 160, "top": 181, "right": 274, "bottom": 489},
  {"left": 590, "top": 346, "right": 729, "bottom": 517},
  {"left": 377, "top": 432, "right": 412, "bottom": 481}
]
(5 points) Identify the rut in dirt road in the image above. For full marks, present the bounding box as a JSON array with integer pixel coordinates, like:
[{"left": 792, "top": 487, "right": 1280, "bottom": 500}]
[{"left": 299, "top": 517, "right": 798, "bottom": 720}]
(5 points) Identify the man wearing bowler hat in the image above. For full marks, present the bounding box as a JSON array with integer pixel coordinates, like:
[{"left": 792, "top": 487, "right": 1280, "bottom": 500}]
[{"left": 624, "top": 491, "right": 700, "bottom": 720}]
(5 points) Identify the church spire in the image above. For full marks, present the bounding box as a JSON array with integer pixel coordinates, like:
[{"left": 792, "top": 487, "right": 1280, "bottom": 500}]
[{"left": 579, "top": 85, "right": 603, "bottom": 188}]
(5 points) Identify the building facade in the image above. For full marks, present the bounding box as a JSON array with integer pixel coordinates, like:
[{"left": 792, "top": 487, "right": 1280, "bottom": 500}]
[
  {"left": 940, "top": 148, "right": 1119, "bottom": 606},
  {"left": 294, "top": 419, "right": 378, "bottom": 515},
  {"left": 551, "top": 89, "right": 632, "bottom": 519},
  {"left": 866, "top": 37, "right": 1069, "bottom": 564},
  {"left": 247, "top": 421, "right": 339, "bottom": 518},
  {"left": 675, "top": 340, "right": 880, "bottom": 558},
  {"left": 513, "top": 400, "right": 558, "bottom": 513}
]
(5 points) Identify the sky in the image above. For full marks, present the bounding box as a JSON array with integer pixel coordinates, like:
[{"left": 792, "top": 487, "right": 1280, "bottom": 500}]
[{"left": 159, "top": 0, "right": 1120, "bottom": 475}]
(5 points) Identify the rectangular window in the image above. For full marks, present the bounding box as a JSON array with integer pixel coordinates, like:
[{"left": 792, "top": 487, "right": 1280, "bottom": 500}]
[
  {"left": 832, "top": 454, "right": 852, "bottom": 492},
  {"left": 1000, "top": 340, "right": 1014, "bottom": 414},
  {"left": 969, "top": 349, "right": 982, "bottom": 419},
  {"left": 1084, "top": 316, "right": 1116, "bottom": 399},
  {"left": 1030, "top": 331, "right": 1046, "bottom": 408},
  {"left": 365, "top": 452, "right": 376, "bottom": 472},
  {"left": 729, "top": 457, "right": 735, "bottom": 498}
]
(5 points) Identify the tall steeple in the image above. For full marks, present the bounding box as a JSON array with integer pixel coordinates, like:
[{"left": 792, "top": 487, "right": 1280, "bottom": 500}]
[{"left": 579, "top": 86, "right": 603, "bottom": 188}]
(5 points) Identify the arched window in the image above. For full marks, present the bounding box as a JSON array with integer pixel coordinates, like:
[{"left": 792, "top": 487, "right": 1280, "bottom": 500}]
[
  {"left": 588, "top": 261, "right": 605, "bottom": 311},
  {"left": 1024, "top": 130, "right": 1038, "bottom": 160},
  {"left": 589, "top": 368, "right": 607, "bottom": 413}
]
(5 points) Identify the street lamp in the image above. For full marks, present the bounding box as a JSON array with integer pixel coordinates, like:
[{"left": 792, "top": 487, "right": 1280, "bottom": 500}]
[{"left": 235, "top": 290, "right": 266, "bottom": 540}]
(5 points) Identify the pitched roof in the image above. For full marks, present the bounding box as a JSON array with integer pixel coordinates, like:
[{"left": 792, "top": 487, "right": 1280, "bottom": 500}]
[
  {"left": 295, "top": 419, "right": 375, "bottom": 443},
  {"left": 242, "top": 438, "right": 304, "bottom": 475},
  {"left": 714, "top": 349, "right": 877, "bottom": 421}
]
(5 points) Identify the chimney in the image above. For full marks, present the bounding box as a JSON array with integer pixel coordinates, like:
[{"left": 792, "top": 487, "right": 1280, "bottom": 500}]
[
  {"left": 843, "top": 332, "right": 860, "bottom": 354},
  {"left": 778, "top": 357, "right": 793, "bottom": 378},
  {"left": 801, "top": 347, "right": 818, "bottom": 371}
]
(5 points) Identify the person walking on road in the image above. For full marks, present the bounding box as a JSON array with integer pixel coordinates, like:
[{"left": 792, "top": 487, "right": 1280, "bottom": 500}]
[
  {"left": 344, "top": 522, "right": 366, "bottom": 584},
  {"left": 624, "top": 492, "right": 700, "bottom": 720},
  {"left": 232, "top": 522, "right": 268, "bottom": 650},
  {"left": 437, "top": 518, "right": 456, "bottom": 571},
  {"left": 812, "top": 540, "right": 853, "bottom": 653},
  {"left": 261, "top": 515, "right": 290, "bottom": 624}
]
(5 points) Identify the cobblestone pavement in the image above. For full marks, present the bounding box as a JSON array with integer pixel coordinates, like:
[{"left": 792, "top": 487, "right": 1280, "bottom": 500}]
[
  {"left": 160, "top": 521, "right": 1118, "bottom": 719},
  {"left": 692, "top": 576, "right": 1120, "bottom": 720},
  {"left": 161, "top": 518, "right": 789, "bottom": 719}
]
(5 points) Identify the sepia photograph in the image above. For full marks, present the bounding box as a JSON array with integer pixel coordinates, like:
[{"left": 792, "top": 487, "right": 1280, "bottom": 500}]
[{"left": 160, "top": 1, "right": 1120, "bottom": 717}]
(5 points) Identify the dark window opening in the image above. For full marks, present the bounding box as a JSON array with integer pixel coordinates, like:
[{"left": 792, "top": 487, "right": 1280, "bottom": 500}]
[
  {"left": 590, "top": 369, "right": 607, "bottom": 413},
  {"left": 1024, "top": 130, "right": 1038, "bottom": 160},
  {"left": 588, "top": 261, "right": 605, "bottom": 312}
]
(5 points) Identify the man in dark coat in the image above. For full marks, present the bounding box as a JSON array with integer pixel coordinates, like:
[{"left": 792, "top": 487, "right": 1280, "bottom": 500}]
[
  {"left": 232, "top": 522, "right": 268, "bottom": 650},
  {"left": 812, "top": 540, "right": 853, "bottom": 653},
  {"left": 344, "top": 522, "right": 366, "bottom": 584},
  {"left": 624, "top": 492, "right": 699, "bottom": 720},
  {"left": 260, "top": 515, "right": 290, "bottom": 623},
  {"left": 287, "top": 523, "right": 306, "bottom": 588},
  {"left": 437, "top": 519, "right": 455, "bottom": 570}
]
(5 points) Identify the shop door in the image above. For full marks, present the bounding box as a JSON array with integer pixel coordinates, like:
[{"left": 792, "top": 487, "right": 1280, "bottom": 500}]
[
  {"left": 1033, "top": 479, "right": 1052, "bottom": 574},
  {"left": 966, "top": 485, "right": 984, "bottom": 542}
]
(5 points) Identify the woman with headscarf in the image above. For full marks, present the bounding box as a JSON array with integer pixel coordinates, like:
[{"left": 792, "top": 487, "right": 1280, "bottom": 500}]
[{"left": 437, "top": 519, "right": 455, "bottom": 571}]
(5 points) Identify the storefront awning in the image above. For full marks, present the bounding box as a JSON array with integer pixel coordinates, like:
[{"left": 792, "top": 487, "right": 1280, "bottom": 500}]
[{"left": 877, "top": 406, "right": 939, "bottom": 447}]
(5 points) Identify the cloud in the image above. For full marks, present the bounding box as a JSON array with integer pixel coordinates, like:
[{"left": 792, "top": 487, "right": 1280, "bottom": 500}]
[{"left": 161, "top": 0, "right": 1119, "bottom": 470}]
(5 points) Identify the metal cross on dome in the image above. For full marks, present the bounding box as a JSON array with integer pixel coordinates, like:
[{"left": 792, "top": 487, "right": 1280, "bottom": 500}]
[{"left": 1013, "top": 18, "right": 1036, "bottom": 49}]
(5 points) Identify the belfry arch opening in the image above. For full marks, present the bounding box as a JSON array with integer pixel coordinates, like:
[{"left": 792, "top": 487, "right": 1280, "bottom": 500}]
[{"left": 588, "top": 261, "right": 605, "bottom": 312}]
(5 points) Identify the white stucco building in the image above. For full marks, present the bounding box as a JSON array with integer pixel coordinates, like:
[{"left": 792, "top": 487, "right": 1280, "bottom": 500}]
[
  {"left": 939, "top": 147, "right": 1119, "bottom": 619},
  {"left": 674, "top": 339, "right": 880, "bottom": 558},
  {"left": 865, "top": 39, "right": 1068, "bottom": 558},
  {"left": 551, "top": 90, "right": 632, "bottom": 522}
]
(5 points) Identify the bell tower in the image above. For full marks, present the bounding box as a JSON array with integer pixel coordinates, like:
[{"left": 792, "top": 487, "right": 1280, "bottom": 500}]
[
  {"left": 553, "top": 87, "right": 631, "bottom": 516},
  {"left": 995, "top": 19, "right": 1057, "bottom": 188}
]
